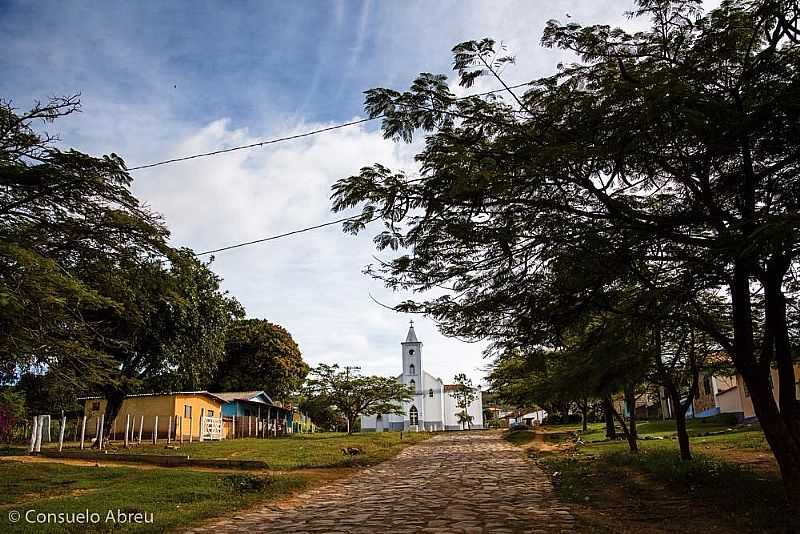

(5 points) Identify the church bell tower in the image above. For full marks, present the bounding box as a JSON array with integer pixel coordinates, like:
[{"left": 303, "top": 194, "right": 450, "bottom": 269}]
[
  {"left": 401, "top": 320, "right": 423, "bottom": 427},
  {"left": 402, "top": 320, "right": 422, "bottom": 389}
]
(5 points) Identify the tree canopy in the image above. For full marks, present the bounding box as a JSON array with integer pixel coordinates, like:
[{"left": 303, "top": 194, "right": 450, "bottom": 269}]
[
  {"left": 304, "top": 363, "right": 412, "bottom": 433},
  {"left": 1, "top": 97, "right": 243, "bottom": 435},
  {"left": 210, "top": 319, "right": 309, "bottom": 400},
  {"left": 330, "top": 0, "right": 800, "bottom": 507}
]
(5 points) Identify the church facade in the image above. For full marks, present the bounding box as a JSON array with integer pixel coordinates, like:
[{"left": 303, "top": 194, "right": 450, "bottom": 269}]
[{"left": 360, "top": 323, "right": 484, "bottom": 432}]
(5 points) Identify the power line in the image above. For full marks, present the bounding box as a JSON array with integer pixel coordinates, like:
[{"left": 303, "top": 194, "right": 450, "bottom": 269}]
[
  {"left": 128, "top": 82, "right": 532, "bottom": 171},
  {"left": 195, "top": 215, "right": 377, "bottom": 256}
]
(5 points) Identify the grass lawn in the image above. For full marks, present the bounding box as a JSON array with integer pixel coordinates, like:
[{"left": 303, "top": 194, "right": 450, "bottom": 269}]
[
  {"left": 0, "top": 460, "right": 309, "bottom": 533},
  {"left": 125, "top": 431, "right": 433, "bottom": 469},
  {"left": 1, "top": 431, "right": 433, "bottom": 470},
  {"left": 506, "top": 420, "right": 793, "bottom": 533},
  {"left": 0, "top": 431, "right": 434, "bottom": 532}
]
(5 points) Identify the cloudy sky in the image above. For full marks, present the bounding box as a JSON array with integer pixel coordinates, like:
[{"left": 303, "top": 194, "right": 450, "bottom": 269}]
[{"left": 1, "top": 0, "right": 693, "bottom": 386}]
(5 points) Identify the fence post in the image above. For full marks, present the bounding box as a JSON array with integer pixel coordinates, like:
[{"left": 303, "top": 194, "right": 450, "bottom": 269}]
[
  {"left": 199, "top": 409, "right": 205, "bottom": 442},
  {"left": 178, "top": 416, "right": 183, "bottom": 443},
  {"left": 124, "top": 414, "right": 131, "bottom": 448},
  {"left": 58, "top": 415, "right": 66, "bottom": 452},
  {"left": 138, "top": 415, "right": 144, "bottom": 445},
  {"left": 80, "top": 416, "right": 87, "bottom": 450},
  {"left": 28, "top": 416, "right": 38, "bottom": 454},
  {"left": 189, "top": 417, "right": 193, "bottom": 443},
  {"left": 153, "top": 416, "right": 158, "bottom": 444},
  {"left": 98, "top": 414, "right": 105, "bottom": 450},
  {"left": 232, "top": 415, "right": 236, "bottom": 439},
  {"left": 167, "top": 416, "right": 172, "bottom": 444}
]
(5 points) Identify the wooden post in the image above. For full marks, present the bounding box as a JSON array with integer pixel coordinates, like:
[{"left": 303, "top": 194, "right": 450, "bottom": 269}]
[
  {"left": 189, "top": 417, "right": 193, "bottom": 443},
  {"left": 167, "top": 416, "right": 172, "bottom": 444},
  {"left": 124, "top": 414, "right": 131, "bottom": 448},
  {"left": 232, "top": 415, "right": 236, "bottom": 439},
  {"left": 29, "top": 416, "right": 38, "bottom": 454},
  {"left": 153, "top": 416, "right": 159, "bottom": 444},
  {"left": 34, "top": 415, "right": 45, "bottom": 452},
  {"left": 80, "top": 416, "right": 87, "bottom": 450},
  {"left": 178, "top": 416, "right": 183, "bottom": 443},
  {"left": 138, "top": 415, "right": 144, "bottom": 445},
  {"left": 58, "top": 415, "right": 66, "bottom": 452},
  {"left": 199, "top": 409, "right": 205, "bottom": 442},
  {"left": 95, "top": 417, "right": 100, "bottom": 445},
  {"left": 98, "top": 414, "right": 105, "bottom": 450}
]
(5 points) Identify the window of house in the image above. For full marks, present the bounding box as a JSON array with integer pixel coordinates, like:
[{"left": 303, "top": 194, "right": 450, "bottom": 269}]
[
  {"left": 91, "top": 401, "right": 100, "bottom": 411},
  {"left": 207, "top": 410, "right": 214, "bottom": 418},
  {"left": 409, "top": 363, "right": 415, "bottom": 375},
  {"left": 409, "top": 406, "right": 418, "bottom": 426},
  {"left": 184, "top": 405, "right": 192, "bottom": 418},
  {"left": 744, "top": 383, "right": 749, "bottom": 397},
  {"left": 703, "top": 375, "right": 712, "bottom": 395},
  {"left": 429, "top": 388, "right": 434, "bottom": 398}
]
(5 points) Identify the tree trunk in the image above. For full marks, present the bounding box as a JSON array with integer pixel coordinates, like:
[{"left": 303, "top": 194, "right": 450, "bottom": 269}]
[
  {"left": 730, "top": 260, "right": 800, "bottom": 514},
  {"left": 92, "top": 390, "right": 124, "bottom": 448},
  {"left": 602, "top": 397, "right": 616, "bottom": 439},
  {"left": 666, "top": 386, "right": 692, "bottom": 461},
  {"left": 609, "top": 396, "right": 637, "bottom": 453}
]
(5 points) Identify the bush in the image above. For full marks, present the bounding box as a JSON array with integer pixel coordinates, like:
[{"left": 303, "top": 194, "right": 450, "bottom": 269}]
[
  {"left": 221, "top": 474, "right": 273, "bottom": 493},
  {"left": 0, "top": 389, "right": 26, "bottom": 442}
]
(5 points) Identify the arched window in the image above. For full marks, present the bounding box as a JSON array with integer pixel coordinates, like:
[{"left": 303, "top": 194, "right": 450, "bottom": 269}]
[
  {"left": 409, "top": 363, "right": 415, "bottom": 375},
  {"left": 428, "top": 388, "right": 434, "bottom": 398},
  {"left": 409, "top": 405, "right": 418, "bottom": 426},
  {"left": 409, "top": 379, "right": 416, "bottom": 390}
]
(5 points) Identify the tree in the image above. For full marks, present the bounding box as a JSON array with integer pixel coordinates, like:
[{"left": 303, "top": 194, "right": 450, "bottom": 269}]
[
  {"left": 0, "top": 97, "right": 244, "bottom": 441},
  {"left": 451, "top": 373, "right": 477, "bottom": 429},
  {"left": 330, "top": 1, "right": 800, "bottom": 507},
  {"left": 304, "top": 363, "right": 412, "bottom": 434},
  {"left": 210, "top": 319, "right": 309, "bottom": 401}
]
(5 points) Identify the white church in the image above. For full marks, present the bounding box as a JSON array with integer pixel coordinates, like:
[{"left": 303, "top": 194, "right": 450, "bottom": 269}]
[{"left": 361, "top": 322, "right": 484, "bottom": 432}]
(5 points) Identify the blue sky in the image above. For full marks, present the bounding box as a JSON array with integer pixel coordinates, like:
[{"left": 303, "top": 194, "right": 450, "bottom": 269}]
[{"left": 1, "top": 0, "right": 679, "bottom": 386}]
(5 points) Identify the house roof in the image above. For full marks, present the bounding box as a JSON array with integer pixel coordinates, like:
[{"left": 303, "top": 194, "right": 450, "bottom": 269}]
[
  {"left": 78, "top": 391, "right": 227, "bottom": 403},
  {"left": 211, "top": 391, "right": 273, "bottom": 404}
]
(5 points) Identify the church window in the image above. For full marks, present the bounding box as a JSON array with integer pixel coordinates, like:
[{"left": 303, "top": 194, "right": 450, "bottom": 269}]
[
  {"left": 429, "top": 388, "right": 434, "bottom": 398},
  {"left": 409, "top": 349, "right": 415, "bottom": 355},
  {"left": 409, "top": 363, "right": 415, "bottom": 375},
  {"left": 409, "top": 406, "right": 418, "bottom": 426}
]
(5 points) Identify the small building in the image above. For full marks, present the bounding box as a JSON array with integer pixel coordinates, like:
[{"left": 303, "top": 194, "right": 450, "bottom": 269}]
[
  {"left": 736, "top": 363, "right": 800, "bottom": 420},
  {"left": 80, "top": 391, "right": 225, "bottom": 441},
  {"left": 691, "top": 373, "right": 738, "bottom": 418},
  {"left": 361, "top": 323, "right": 484, "bottom": 432},
  {"left": 213, "top": 391, "right": 292, "bottom": 437}
]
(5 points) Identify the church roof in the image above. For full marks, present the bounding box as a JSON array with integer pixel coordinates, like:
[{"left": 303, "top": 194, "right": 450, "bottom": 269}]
[{"left": 404, "top": 323, "right": 419, "bottom": 343}]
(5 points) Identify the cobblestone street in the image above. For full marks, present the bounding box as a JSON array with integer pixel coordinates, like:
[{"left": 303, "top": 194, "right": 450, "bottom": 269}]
[{"left": 186, "top": 431, "right": 575, "bottom": 533}]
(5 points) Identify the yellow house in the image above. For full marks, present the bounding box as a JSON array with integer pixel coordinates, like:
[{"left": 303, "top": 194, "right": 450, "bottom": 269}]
[{"left": 81, "top": 391, "right": 225, "bottom": 441}]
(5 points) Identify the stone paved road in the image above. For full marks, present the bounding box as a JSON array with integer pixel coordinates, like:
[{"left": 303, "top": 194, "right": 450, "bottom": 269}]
[{"left": 185, "top": 431, "right": 575, "bottom": 534}]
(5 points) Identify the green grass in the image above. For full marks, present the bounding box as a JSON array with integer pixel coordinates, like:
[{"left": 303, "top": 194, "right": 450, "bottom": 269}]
[
  {"left": 521, "top": 420, "right": 792, "bottom": 532},
  {"left": 101, "top": 432, "right": 433, "bottom": 470},
  {"left": 1, "top": 432, "right": 434, "bottom": 470},
  {"left": 0, "top": 461, "right": 309, "bottom": 533}
]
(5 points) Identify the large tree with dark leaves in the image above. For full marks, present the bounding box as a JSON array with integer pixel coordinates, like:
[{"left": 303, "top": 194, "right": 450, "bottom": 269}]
[
  {"left": 210, "top": 319, "right": 309, "bottom": 401},
  {"left": 1, "top": 97, "right": 243, "bottom": 438},
  {"left": 331, "top": 1, "right": 800, "bottom": 507}
]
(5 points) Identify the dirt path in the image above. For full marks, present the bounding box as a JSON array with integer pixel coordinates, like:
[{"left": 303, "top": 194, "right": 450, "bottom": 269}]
[{"left": 183, "top": 431, "right": 575, "bottom": 534}]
